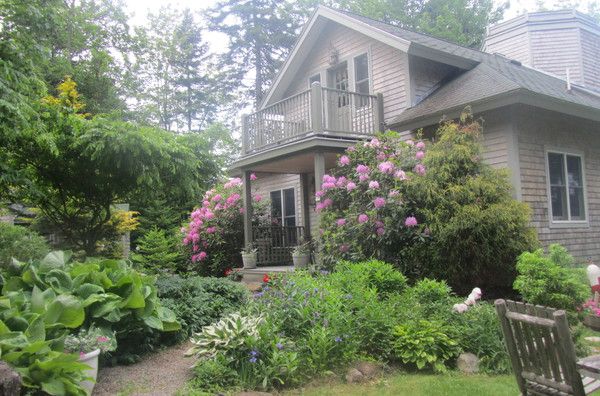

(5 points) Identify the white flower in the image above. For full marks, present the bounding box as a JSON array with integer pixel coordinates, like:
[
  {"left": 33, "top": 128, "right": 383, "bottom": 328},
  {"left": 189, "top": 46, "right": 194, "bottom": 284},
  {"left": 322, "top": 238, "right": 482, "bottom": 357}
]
[{"left": 453, "top": 303, "right": 469, "bottom": 313}]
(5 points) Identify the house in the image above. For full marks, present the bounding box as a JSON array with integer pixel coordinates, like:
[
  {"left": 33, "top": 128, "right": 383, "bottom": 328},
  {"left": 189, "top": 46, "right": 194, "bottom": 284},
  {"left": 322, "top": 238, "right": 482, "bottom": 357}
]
[{"left": 230, "top": 6, "right": 600, "bottom": 266}]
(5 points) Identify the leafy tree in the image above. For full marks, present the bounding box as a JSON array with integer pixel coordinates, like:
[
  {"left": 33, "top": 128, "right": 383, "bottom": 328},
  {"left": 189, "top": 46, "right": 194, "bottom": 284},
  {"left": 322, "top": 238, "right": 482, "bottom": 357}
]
[
  {"left": 132, "top": 7, "right": 228, "bottom": 131},
  {"left": 4, "top": 78, "right": 201, "bottom": 254}
]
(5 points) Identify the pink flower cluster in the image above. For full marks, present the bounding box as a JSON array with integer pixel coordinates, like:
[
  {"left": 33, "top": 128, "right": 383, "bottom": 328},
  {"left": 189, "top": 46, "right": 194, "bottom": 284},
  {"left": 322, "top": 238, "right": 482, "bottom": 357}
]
[{"left": 183, "top": 176, "right": 259, "bottom": 264}]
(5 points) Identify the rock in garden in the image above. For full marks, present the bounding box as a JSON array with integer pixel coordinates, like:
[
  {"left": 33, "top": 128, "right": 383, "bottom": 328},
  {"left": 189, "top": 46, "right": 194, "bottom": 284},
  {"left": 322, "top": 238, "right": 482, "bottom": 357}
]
[
  {"left": 585, "top": 336, "right": 600, "bottom": 343},
  {"left": 236, "top": 392, "right": 273, "bottom": 396},
  {"left": 0, "top": 362, "right": 21, "bottom": 395},
  {"left": 355, "top": 361, "right": 383, "bottom": 379},
  {"left": 345, "top": 368, "right": 365, "bottom": 383},
  {"left": 457, "top": 353, "right": 480, "bottom": 374}
]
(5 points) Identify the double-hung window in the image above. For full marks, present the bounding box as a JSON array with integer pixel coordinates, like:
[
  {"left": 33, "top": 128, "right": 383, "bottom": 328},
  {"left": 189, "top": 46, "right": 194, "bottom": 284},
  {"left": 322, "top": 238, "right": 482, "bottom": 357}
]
[
  {"left": 547, "top": 151, "right": 586, "bottom": 223},
  {"left": 354, "top": 53, "right": 370, "bottom": 107},
  {"left": 270, "top": 188, "right": 296, "bottom": 227}
]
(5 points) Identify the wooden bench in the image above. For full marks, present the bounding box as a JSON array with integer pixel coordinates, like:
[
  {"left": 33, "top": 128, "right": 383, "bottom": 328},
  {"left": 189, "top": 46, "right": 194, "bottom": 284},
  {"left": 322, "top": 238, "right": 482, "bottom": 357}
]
[{"left": 495, "top": 299, "right": 600, "bottom": 395}]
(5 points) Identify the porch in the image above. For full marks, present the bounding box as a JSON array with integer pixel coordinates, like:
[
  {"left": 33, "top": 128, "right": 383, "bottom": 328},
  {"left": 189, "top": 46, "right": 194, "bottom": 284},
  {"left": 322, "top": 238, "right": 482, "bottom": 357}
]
[{"left": 241, "top": 82, "right": 384, "bottom": 156}]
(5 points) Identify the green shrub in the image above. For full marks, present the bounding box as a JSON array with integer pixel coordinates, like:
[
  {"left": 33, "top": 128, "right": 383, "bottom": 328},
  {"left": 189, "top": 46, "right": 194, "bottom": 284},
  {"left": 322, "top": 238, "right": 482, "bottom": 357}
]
[
  {"left": 131, "top": 227, "right": 182, "bottom": 274},
  {"left": 392, "top": 319, "right": 460, "bottom": 372},
  {"left": 0, "top": 222, "right": 49, "bottom": 266},
  {"left": 156, "top": 275, "right": 248, "bottom": 338},
  {"left": 449, "top": 302, "right": 510, "bottom": 374},
  {"left": 318, "top": 111, "right": 538, "bottom": 294},
  {"left": 514, "top": 244, "right": 588, "bottom": 311},
  {"left": 189, "top": 356, "right": 240, "bottom": 393},
  {"left": 410, "top": 278, "right": 452, "bottom": 303},
  {"left": 2, "top": 251, "right": 180, "bottom": 366},
  {"left": 333, "top": 260, "right": 407, "bottom": 297}
]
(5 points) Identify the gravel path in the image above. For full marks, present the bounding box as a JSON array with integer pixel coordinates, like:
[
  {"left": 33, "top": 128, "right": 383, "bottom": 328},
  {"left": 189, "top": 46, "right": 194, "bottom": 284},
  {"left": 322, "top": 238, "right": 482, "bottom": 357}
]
[{"left": 94, "top": 342, "right": 194, "bottom": 396}]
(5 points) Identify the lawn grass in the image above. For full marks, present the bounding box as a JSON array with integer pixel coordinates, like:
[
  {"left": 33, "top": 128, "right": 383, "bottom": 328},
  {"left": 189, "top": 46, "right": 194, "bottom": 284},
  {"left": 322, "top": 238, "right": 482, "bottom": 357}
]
[{"left": 284, "top": 372, "right": 518, "bottom": 396}]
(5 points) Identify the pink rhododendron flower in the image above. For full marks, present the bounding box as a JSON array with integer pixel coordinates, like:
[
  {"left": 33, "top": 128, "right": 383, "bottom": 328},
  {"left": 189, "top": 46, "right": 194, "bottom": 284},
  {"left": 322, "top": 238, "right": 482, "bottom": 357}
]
[
  {"left": 226, "top": 193, "right": 240, "bottom": 205},
  {"left": 370, "top": 138, "right": 381, "bottom": 147},
  {"left": 375, "top": 220, "right": 384, "bottom": 228},
  {"left": 346, "top": 182, "right": 357, "bottom": 191},
  {"left": 323, "top": 198, "right": 333, "bottom": 208},
  {"left": 340, "top": 244, "right": 349, "bottom": 253},
  {"left": 339, "top": 155, "right": 350, "bottom": 166},
  {"left": 315, "top": 190, "right": 325, "bottom": 197},
  {"left": 211, "top": 194, "right": 222, "bottom": 202},
  {"left": 358, "top": 214, "right": 369, "bottom": 223},
  {"left": 337, "top": 218, "right": 346, "bottom": 226},
  {"left": 359, "top": 174, "right": 370, "bottom": 182},
  {"left": 415, "top": 151, "right": 425, "bottom": 160},
  {"left": 250, "top": 173, "right": 257, "bottom": 181},
  {"left": 206, "top": 226, "right": 217, "bottom": 234},
  {"left": 254, "top": 194, "right": 262, "bottom": 202},
  {"left": 369, "top": 180, "right": 380, "bottom": 189},
  {"left": 202, "top": 200, "right": 210, "bottom": 207},
  {"left": 335, "top": 176, "right": 347, "bottom": 187},
  {"left": 204, "top": 211, "right": 215, "bottom": 220},
  {"left": 97, "top": 336, "right": 109, "bottom": 343},
  {"left": 394, "top": 170, "right": 407, "bottom": 180},
  {"left": 214, "top": 203, "right": 223, "bottom": 211},
  {"left": 414, "top": 164, "right": 426, "bottom": 175},
  {"left": 373, "top": 197, "right": 386, "bottom": 208},
  {"left": 376, "top": 227, "right": 385, "bottom": 236},
  {"left": 376, "top": 152, "right": 387, "bottom": 161},
  {"left": 406, "top": 139, "right": 414, "bottom": 146},
  {"left": 378, "top": 161, "right": 395, "bottom": 174},
  {"left": 347, "top": 146, "right": 356, "bottom": 152},
  {"left": 239, "top": 207, "right": 245, "bottom": 214},
  {"left": 321, "top": 182, "right": 336, "bottom": 190},
  {"left": 416, "top": 141, "right": 426, "bottom": 150},
  {"left": 356, "top": 164, "right": 369, "bottom": 174},
  {"left": 405, "top": 216, "right": 418, "bottom": 227},
  {"left": 388, "top": 190, "right": 399, "bottom": 197},
  {"left": 199, "top": 251, "right": 207, "bottom": 261},
  {"left": 323, "top": 174, "right": 336, "bottom": 183}
]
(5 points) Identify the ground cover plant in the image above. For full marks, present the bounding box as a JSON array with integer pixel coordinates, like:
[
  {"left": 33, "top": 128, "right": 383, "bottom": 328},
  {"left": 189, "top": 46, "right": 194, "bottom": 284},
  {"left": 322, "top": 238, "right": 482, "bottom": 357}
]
[
  {"left": 318, "top": 112, "right": 538, "bottom": 294},
  {"left": 186, "top": 261, "right": 511, "bottom": 393},
  {"left": 0, "top": 250, "right": 181, "bottom": 392},
  {"left": 0, "top": 222, "right": 49, "bottom": 266}
]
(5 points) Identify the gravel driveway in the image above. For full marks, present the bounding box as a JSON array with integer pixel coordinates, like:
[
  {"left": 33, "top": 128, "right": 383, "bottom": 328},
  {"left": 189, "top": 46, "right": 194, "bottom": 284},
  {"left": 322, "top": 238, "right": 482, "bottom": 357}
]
[{"left": 94, "top": 342, "right": 194, "bottom": 395}]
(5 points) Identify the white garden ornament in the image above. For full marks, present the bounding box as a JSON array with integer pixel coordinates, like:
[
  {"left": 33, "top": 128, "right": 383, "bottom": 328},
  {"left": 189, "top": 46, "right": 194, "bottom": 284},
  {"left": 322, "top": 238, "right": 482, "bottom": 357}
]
[{"left": 453, "top": 287, "right": 482, "bottom": 313}]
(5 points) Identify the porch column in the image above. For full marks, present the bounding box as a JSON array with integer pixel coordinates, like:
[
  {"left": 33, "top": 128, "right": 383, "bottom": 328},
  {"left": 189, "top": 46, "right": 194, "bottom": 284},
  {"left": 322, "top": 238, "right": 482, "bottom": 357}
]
[
  {"left": 314, "top": 151, "right": 326, "bottom": 232},
  {"left": 300, "top": 173, "right": 311, "bottom": 238},
  {"left": 311, "top": 82, "right": 324, "bottom": 133},
  {"left": 242, "top": 170, "right": 254, "bottom": 247}
]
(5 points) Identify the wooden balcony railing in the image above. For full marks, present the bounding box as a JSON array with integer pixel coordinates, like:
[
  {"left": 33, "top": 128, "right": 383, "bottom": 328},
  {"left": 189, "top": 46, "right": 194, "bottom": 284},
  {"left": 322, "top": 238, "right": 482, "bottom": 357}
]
[
  {"left": 252, "top": 225, "right": 305, "bottom": 266},
  {"left": 242, "top": 82, "right": 383, "bottom": 155}
]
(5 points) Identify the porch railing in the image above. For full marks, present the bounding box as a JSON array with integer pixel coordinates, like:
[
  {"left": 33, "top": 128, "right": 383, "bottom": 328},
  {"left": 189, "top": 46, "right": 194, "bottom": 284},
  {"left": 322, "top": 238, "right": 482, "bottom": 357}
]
[
  {"left": 242, "top": 82, "right": 383, "bottom": 155},
  {"left": 253, "top": 225, "right": 305, "bottom": 266}
]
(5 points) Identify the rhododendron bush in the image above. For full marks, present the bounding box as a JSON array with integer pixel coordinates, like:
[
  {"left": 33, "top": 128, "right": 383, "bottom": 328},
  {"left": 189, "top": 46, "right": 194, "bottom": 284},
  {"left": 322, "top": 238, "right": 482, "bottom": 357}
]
[
  {"left": 183, "top": 177, "right": 267, "bottom": 276},
  {"left": 319, "top": 111, "right": 538, "bottom": 294}
]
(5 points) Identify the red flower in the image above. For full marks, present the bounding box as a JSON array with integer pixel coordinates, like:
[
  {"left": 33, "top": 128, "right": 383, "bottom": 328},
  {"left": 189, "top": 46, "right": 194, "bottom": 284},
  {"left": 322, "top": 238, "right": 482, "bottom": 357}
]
[
  {"left": 263, "top": 274, "right": 270, "bottom": 283},
  {"left": 224, "top": 268, "right": 233, "bottom": 276}
]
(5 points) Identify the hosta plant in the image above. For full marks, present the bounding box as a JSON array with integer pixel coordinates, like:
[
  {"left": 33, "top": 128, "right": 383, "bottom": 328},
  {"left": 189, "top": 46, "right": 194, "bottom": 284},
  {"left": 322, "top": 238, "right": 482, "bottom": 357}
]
[
  {"left": 392, "top": 319, "right": 460, "bottom": 372},
  {"left": 186, "top": 313, "right": 264, "bottom": 362}
]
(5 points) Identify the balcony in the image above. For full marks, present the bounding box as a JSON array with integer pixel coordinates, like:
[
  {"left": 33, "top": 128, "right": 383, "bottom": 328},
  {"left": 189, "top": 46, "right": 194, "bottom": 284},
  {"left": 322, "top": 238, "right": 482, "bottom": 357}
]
[{"left": 241, "top": 83, "right": 383, "bottom": 156}]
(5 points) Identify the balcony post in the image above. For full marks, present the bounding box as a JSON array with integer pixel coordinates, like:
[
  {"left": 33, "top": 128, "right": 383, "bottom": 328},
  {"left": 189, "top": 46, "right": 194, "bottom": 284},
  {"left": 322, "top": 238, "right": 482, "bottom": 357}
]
[
  {"left": 241, "top": 114, "right": 248, "bottom": 154},
  {"left": 375, "top": 93, "right": 384, "bottom": 132},
  {"left": 310, "top": 82, "right": 323, "bottom": 133},
  {"left": 242, "top": 169, "right": 254, "bottom": 247}
]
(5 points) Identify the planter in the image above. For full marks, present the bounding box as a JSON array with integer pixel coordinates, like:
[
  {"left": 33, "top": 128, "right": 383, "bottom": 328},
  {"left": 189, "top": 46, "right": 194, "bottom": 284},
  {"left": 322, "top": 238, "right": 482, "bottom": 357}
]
[
  {"left": 78, "top": 349, "right": 100, "bottom": 395},
  {"left": 292, "top": 253, "right": 310, "bottom": 269},
  {"left": 584, "top": 315, "right": 600, "bottom": 332},
  {"left": 242, "top": 252, "right": 257, "bottom": 269}
]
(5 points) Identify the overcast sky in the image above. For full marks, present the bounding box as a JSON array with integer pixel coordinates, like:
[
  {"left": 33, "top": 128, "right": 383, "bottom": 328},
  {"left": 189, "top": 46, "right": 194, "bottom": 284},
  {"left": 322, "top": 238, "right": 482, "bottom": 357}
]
[{"left": 122, "top": 0, "right": 597, "bottom": 51}]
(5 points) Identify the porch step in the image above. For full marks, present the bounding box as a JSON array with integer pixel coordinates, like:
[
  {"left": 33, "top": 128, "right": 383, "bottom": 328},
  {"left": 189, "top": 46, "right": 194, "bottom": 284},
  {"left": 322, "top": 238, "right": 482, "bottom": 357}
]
[{"left": 239, "top": 266, "right": 294, "bottom": 285}]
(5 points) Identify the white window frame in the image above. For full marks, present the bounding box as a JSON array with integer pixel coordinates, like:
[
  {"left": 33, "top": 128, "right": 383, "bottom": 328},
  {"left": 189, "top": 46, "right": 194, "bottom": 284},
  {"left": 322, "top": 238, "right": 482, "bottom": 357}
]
[
  {"left": 307, "top": 48, "right": 372, "bottom": 93},
  {"left": 269, "top": 187, "right": 297, "bottom": 227},
  {"left": 544, "top": 148, "right": 589, "bottom": 228}
]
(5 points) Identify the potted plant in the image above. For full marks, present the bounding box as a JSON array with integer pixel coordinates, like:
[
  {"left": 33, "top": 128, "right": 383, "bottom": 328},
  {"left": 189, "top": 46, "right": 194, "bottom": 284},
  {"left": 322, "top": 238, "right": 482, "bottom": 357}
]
[
  {"left": 65, "top": 326, "right": 117, "bottom": 395},
  {"left": 241, "top": 243, "right": 257, "bottom": 269},
  {"left": 581, "top": 299, "right": 600, "bottom": 331},
  {"left": 292, "top": 240, "right": 311, "bottom": 269}
]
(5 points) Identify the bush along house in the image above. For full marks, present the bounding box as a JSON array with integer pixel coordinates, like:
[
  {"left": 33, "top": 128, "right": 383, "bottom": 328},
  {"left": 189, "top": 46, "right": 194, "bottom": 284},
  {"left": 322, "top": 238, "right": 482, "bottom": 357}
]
[{"left": 230, "top": 6, "right": 600, "bottom": 267}]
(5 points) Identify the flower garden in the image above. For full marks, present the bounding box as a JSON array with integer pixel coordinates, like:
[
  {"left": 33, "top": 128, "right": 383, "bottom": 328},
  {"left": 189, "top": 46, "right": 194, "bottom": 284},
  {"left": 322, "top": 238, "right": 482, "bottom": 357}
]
[{"left": 1, "top": 113, "right": 598, "bottom": 395}]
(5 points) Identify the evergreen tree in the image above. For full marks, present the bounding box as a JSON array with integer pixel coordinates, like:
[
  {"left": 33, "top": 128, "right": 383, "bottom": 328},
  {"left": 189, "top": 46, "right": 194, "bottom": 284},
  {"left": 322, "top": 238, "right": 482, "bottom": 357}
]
[
  {"left": 207, "top": 0, "right": 302, "bottom": 106},
  {"left": 131, "top": 227, "right": 181, "bottom": 274}
]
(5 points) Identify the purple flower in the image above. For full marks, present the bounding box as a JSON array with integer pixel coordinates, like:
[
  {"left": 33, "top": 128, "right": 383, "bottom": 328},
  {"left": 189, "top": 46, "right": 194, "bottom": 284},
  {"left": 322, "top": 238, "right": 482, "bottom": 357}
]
[
  {"left": 376, "top": 152, "right": 387, "bottom": 161},
  {"left": 368, "top": 181, "right": 380, "bottom": 189},
  {"left": 249, "top": 357, "right": 257, "bottom": 363},
  {"left": 356, "top": 164, "right": 369, "bottom": 174},
  {"left": 253, "top": 292, "right": 264, "bottom": 298},
  {"left": 414, "top": 164, "right": 426, "bottom": 175},
  {"left": 250, "top": 349, "right": 259, "bottom": 356},
  {"left": 334, "top": 336, "right": 343, "bottom": 342},
  {"left": 416, "top": 151, "right": 425, "bottom": 160},
  {"left": 336, "top": 218, "right": 347, "bottom": 226},
  {"left": 373, "top": 197, "right": 386, "bottom": 209},
  {"left": 346, "top": 182, "right": 357, "bottom": 191},
  {"left": 339, "top": 155, "right": 351, "bottom": 166},
  {"left": 405, "top": 216, "right": 418, "bottom": 227},
  {"left": 359, "top": 174, "right": 370, "bottom": 182},
  {"left": 378, "top": 161, "right": 395, "bottom": 174},
  {"left": 358, "top": 214, "right": 369, "bottom": 223},
  {"left": 276, "top": 343, "right": 284, "bottom": 350},
  {"left": 416, "top": 141, "right": 426, "bottom": 150},
  {"left": 369, "top": 138, "right": 381, "bottom": 147},
  {"left": 376, "top": 227, "right": 385, "bottom": 236}
]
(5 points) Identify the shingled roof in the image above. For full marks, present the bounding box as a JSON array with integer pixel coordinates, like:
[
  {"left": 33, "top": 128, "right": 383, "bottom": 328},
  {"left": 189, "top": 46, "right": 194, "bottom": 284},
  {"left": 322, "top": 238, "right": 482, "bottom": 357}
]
[{"left": 336, "top": 9, "right": 600, "bottom": 127}]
